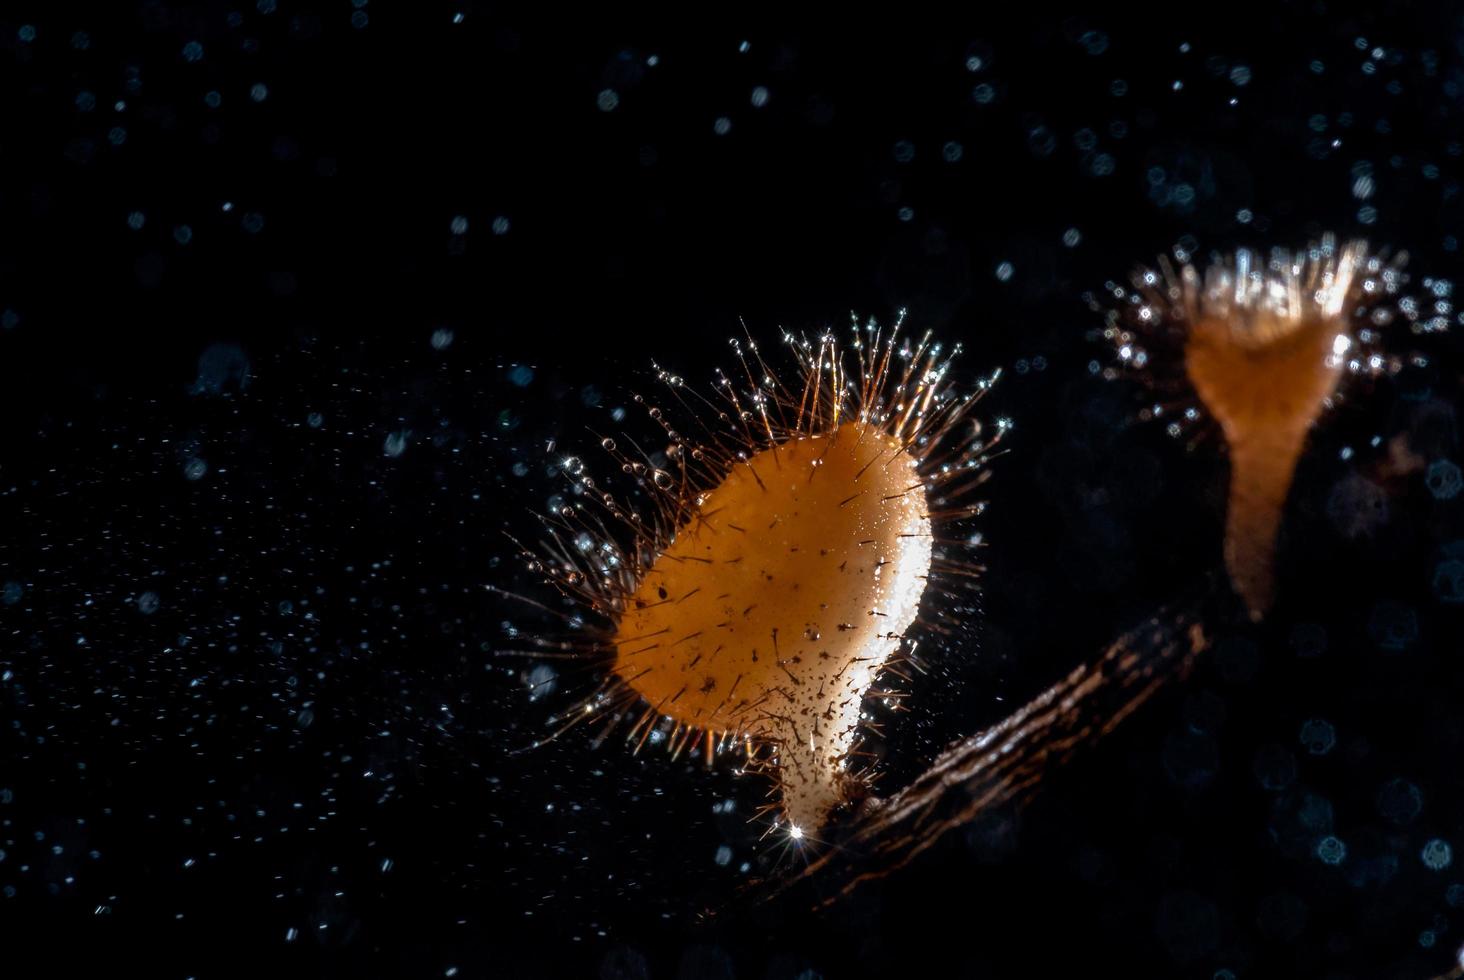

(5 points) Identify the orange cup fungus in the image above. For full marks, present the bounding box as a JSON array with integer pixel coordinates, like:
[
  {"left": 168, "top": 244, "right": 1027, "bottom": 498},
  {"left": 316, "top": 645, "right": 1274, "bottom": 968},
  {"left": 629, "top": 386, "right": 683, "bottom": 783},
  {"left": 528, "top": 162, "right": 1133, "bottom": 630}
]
[
  {"left": 514, "top": 319, "right": 1004, "bottom": 837},
  {"left": 1099, "top": 235, "right": 1411, "bottom": 620}
]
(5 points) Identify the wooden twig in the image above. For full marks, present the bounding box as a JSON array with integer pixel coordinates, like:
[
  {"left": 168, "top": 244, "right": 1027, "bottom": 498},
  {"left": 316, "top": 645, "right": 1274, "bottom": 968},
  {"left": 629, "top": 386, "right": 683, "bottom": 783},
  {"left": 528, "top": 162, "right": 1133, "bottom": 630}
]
[{"left": 739, "top": 601, "right": 1212, "bottom": 910}]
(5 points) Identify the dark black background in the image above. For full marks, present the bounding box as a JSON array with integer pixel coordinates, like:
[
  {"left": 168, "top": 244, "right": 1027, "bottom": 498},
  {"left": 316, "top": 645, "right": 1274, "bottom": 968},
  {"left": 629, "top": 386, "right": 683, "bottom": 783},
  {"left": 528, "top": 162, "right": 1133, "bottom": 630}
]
[{"left": 4, "top": 2, "right": 1464, "bottom": 977}]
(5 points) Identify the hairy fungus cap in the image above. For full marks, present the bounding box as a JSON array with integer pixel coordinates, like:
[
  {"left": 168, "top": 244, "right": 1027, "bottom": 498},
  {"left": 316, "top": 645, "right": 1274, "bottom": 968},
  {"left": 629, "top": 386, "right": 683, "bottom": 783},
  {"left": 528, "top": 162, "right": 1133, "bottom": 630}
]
[
  {"left": 1105, "top": 236, "right": 1410, "bottom": 620},
  {"left": 517, "top": 319, "right": 1002, "bottom": 838}
]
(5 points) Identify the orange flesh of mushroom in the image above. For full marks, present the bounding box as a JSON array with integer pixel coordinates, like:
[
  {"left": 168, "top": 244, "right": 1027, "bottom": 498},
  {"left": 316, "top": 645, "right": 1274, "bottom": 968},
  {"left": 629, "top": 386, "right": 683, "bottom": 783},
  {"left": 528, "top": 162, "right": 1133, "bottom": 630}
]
[
  {"left": 611, "top": 421, "right": 932, "bottom": 832},
  {"left": 1184, "top": 313, "right": 1344, "bottom": 621}
]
